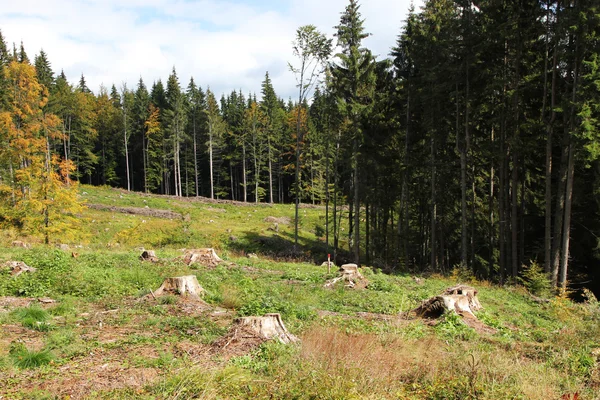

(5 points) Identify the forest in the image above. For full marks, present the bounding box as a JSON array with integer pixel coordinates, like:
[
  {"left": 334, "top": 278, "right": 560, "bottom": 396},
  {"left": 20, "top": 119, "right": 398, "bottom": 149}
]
[{"left": 1, "top": 0, "right": 600, "bottom": 295}]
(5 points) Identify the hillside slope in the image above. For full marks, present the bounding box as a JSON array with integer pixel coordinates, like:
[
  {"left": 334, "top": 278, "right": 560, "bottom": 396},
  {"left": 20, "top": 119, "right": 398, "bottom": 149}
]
[{"left": 0, "top": 186, "right": 599, "bottom": 399}]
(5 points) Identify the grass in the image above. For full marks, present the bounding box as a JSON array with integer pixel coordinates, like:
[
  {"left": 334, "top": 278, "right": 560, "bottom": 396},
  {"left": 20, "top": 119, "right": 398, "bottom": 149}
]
[
  {"left": 13, "top": 305, "right": 52, "bottom": 331},
  {"left": 0, "top": 184, "right": 598, "bottom": 398},
  {"left": 9, "top": 343, "right": 54, "bottom": 369}
]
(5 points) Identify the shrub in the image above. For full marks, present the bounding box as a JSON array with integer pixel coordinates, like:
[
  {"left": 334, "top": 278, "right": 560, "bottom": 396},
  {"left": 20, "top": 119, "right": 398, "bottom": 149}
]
[{"left": 519, "top": 261, "right": 551, "bottom": 297}]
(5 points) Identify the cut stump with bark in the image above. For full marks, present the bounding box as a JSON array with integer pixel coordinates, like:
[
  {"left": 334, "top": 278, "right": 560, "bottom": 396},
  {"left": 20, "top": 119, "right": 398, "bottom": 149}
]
[
  {"left": 183, "top": 248, "right": 223, "bottom": 267},
  {"left": 152, "top": 276, "right": 205, "bottom": 299},
  {"left": 2, "top": 261, "right": 37, "bottom": 277},
  {"left": 324, "top": 263, "right": 369, "bottom": 289},
  {"left": 216, "top": 313, "right": 299, "bottom": 356},
  {"left": 234, "top": 313, "right": 299, "bottom": 344},
  {"left": 140, "top": 250, "right": 159, "bottom": 262},
  {"left": 411, "top": 285, "right": 495, "bottom": 334}
]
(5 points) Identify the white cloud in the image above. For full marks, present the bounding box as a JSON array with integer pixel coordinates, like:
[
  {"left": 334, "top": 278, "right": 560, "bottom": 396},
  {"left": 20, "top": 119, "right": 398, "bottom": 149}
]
[{"left": 0, "top": 0, "right": 422, "bottom": 100}]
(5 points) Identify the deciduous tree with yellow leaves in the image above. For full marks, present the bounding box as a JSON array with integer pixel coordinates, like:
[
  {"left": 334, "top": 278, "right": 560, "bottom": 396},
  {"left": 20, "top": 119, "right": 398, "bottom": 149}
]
[{"left": 0, "top": 61, "right": 84, "bottom": 244}]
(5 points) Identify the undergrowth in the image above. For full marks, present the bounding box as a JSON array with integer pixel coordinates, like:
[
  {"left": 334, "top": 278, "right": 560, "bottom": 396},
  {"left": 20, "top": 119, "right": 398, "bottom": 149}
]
[{"left": 0, "top": 185, "right": 598, "bottom": 399}]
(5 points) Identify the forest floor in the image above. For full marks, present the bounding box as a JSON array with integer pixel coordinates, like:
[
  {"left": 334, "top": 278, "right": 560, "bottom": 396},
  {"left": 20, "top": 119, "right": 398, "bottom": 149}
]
[{"left": 0, "top": 185, "right": 599, "bottom": 399}]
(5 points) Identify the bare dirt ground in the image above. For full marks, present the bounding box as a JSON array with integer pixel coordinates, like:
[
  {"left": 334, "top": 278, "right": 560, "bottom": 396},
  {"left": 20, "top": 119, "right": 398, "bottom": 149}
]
[{"left": 87, "top": 204, "right": 182, "bottom": 219}]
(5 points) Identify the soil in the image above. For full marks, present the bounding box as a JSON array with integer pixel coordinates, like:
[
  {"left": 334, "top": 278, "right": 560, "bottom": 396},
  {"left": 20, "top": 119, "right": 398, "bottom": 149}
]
[{"left": 87, "top": 203, "right": 182, "bottom": 219}]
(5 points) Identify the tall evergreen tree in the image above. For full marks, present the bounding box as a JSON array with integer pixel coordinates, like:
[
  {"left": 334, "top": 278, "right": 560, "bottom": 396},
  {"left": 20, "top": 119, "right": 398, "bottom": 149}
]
[
  {"left": 34, "top": 49, "right": 54, "bottom": 91},
  {"left": 331, "top": 0, "right": 376, "bottom": 263}
]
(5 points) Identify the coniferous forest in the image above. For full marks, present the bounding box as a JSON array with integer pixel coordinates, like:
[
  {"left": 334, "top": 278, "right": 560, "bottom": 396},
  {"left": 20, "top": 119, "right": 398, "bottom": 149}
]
[{"left": 1, "top": 0, "right": 600, "bottom": 295}]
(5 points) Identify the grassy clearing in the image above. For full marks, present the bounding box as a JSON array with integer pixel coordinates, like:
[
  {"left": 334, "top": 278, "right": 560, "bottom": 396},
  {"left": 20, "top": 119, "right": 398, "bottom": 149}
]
[{"left": 0, "top": 185, "right": 598, "bottom": 399}]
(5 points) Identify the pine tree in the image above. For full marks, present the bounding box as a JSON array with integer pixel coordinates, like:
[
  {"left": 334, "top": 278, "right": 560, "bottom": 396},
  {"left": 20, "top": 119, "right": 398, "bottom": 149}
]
[
  {"left": 165, "top": 68, "right": 187, "bottom": 196},
  {"left": 18, "top": 41, "right": 29, "bottom": 64},
  {"left": 206, "top": 88, "right": 225, "bottom": 200},
  {"left": 94, "top": 85, "right": 121, "bottom": 186},
  {"left": 0, "top": 30, "right": 11, "bottom": 111},
  {"left": 187, "top": 78, "right": 207, "bottom": 197},
  {"left": 331, "top": 0, "right": 376, "bottom": 264},
  {"left": 34, "top": 49, "right": 54, "bottom": 91},
  {"left": 78, "top": 74, "right": 91, "bottom": 94},
  {"left": 133, "top": 78, "right": 150, "bottom": 192},
  {"left": 260, "top": 72, "right": 281, "bottom": 203}
]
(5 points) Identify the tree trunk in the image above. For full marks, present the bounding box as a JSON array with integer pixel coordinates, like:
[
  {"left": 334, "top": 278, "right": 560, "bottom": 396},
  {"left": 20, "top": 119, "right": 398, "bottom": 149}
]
[
  {"left": 353, "top": 136, "right": 360, "bottom": 264},
  {"left": 559, "top": 143, "right": 574, "bottom": 290},
  {"left": 209, "top": 123, "right": 214, "bottom": 199},
  {"left": 193, "top": 113, "right": 199, "bottom": 197},
  {"left": 511, "top": 154, "right": 519, "bottom": 278},
  {"left": 242, "top": 142, "right": 247, "bottom": 202},
  {"left": 489, "top": 127, "right": 495, "bottom": 277},
  {"left": 230, "top": 162, "right": 235, "bottom": 201},
  {"left": 552, "top": 131, "right": 569, "bottom": 287},
  {"left": 544, "top": 0, "right": 558, "bottom": 274},
  {"left": 325, "top": 135, "right": 330, "bottom": 254},
  {"left": 124, "top": 106, "right": 130, "bottom": 191},
  {"left": 430, "top": 133, "right": 437, "bottom": 271},
  {"left": 560, "top": 33, "right": 580, "bottom": 290},
  {"left": 268, "top": 137, "right": 273, "bottom": 203}
]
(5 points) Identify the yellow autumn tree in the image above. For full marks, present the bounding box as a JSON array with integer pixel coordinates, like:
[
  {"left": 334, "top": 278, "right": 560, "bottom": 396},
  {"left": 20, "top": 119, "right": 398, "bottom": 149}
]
[{"left": 0, "top": 61, "right": 84, "bottom": 244}]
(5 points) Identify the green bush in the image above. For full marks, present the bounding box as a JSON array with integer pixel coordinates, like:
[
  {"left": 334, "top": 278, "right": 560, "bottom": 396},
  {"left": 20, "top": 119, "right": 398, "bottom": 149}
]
[{"left": 519, "top": 261, "right": 551, "bottom": 297}]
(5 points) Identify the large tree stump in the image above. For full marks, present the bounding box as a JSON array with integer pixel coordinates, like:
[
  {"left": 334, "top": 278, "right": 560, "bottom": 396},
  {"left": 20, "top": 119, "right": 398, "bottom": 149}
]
[
  {"left": 442, "top": 284, "right": 482, "bottom": 312},
  {"left": 152, "top": 276, "right": 205, "bottom": 299},
  {"left": 183, "top": 248, "right": 223, "bottom": 267},
  {"left": 411, "top": 285, "right": 495, "bottom": 333},
  {"left": 224, "top": 313, "right": 299, "bottom": 346},
  {"left": 140, "top": 250, "right": 159, "bottom": 262},
  {"left": 324, "top": 263, "right": 369, "bottom": 289},
  {"left": 2, "top": 261, "right": 37, "bottom": 277}
]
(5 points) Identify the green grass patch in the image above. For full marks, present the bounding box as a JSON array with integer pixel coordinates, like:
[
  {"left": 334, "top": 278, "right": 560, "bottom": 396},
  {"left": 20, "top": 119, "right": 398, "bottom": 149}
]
[{"left": 9, "top": 343, "right": 54, "bottom": 369}]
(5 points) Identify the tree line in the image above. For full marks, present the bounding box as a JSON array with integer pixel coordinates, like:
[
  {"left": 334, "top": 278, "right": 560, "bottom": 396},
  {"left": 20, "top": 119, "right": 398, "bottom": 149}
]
[{"left": 1, "top": 0, "right": 599, "bottom": 293}]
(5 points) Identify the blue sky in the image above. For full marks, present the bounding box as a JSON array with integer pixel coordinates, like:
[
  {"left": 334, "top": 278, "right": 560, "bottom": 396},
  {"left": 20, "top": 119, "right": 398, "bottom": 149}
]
[{"left": 0, "top": 0, "right": 422, "bottom": 100}]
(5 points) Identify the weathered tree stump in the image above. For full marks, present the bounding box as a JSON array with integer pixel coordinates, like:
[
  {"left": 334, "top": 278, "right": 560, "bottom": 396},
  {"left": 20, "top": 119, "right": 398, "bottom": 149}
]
[
  {"left": 11, "top": 241, "right": 30, "bottom": 249},
  {"left": 442, "top": 285, "right": 482, "bottom": 312},
  {"left": 411, "top": 285, "right": 495, "bottom": 333},
  {"left": 183, "top": 248, "right": 223, "bottom": 267},
  {"left": 225, "top": 313, "right": 299, "bottom": 345},
  {"left": 152, "top": 276, "right": 205, "bottom": 299},
  {"left": 324, "top": 263, "right": 369, "bottom": 289},
  {"left": 3, "top": 261, "right": 37, "bottom": 277},
  {"left": 140, "top": 250, "right": 159, "bottom": 262}
]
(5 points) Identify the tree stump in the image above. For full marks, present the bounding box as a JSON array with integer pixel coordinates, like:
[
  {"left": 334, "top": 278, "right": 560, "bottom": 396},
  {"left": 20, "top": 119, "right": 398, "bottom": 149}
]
[
  {"left": 11, "top": 241, "right": 30, "bottom": 249},
  {"left": 442, "top": 285, "right": 482, "bottom": 312},
  {"left": 140, "top": 250, "right": 159, "bottom": 262},
  {"left": 324, "top": 263, "right": 369, "bottom": 289},
  {"left": 183, "top": 248, "right": 223, "bottom": 267},
  {"left": 152, "top": 276, "right": 205, "bottom": 299},
  {"left": 3, "top": 261, "right": 37, "bottom": 277},
  {"left": 410, "top": 285, "right": 496, "bottom": 333},
  {"left": 224, "top": 313, "right": 299, "bottom": 346}
]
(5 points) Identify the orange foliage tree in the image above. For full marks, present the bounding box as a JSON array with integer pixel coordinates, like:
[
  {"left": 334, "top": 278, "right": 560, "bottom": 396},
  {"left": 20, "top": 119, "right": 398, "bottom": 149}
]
[{"left": 0, "top": 61, "right": 84, "bottom": 244}]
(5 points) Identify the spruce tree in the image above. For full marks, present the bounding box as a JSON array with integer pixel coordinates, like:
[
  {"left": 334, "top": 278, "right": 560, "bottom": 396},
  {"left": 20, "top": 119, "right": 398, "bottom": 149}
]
[
  {"left": 260, "top": 71, "right": 281, "bottom": 203},
  {"left": 34, "top": 49, "right": 54, "bottom": 91},
  {"left": 331, "top": 0, "right": 376, "bottom": 263}
]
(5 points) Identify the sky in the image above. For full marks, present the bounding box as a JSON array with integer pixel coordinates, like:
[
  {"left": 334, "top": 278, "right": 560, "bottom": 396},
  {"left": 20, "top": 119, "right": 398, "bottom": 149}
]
[{"left": 0, "top": 0, "right": 422, "bottom": 100}]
